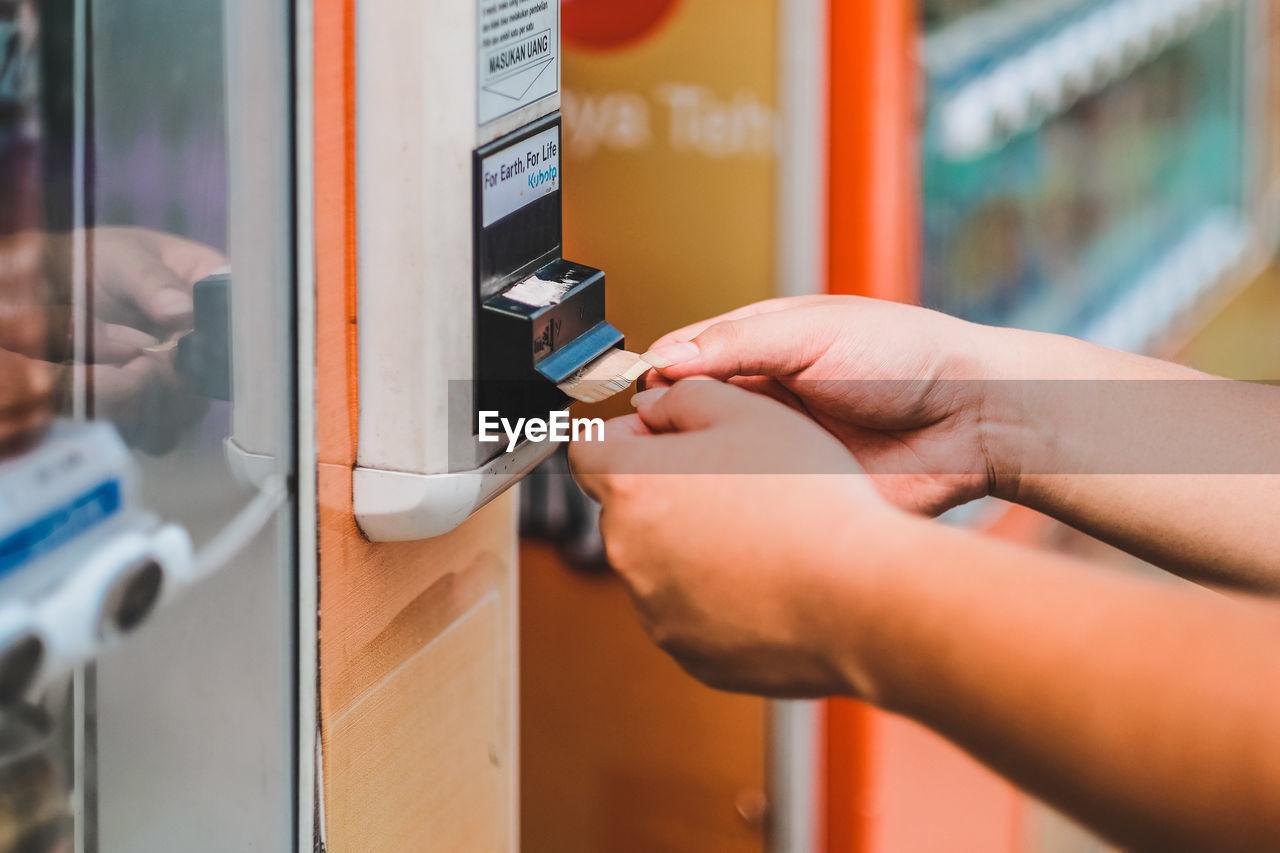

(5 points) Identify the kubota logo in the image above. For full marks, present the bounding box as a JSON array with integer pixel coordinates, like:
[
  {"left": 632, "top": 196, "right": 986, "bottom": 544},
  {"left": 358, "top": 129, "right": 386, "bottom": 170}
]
[{"left": 562, "top": 0, "right": 681, "bottom": 51}]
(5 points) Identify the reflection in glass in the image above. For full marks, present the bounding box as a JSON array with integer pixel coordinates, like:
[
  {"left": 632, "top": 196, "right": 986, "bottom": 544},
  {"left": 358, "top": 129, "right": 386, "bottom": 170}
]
[{"left": 1, "top": 0, "right": 296, "bottom": 849}]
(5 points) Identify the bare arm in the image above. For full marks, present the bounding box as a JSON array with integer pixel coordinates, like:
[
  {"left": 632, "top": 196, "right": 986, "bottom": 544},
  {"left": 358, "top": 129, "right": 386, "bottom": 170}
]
[
  {"left": 845, "top": 514, "right": 1280, "bottom": 852},
  {"left": 571, "top": 380, "right": 1280, "bottom": 852},
  {"left": 983, "top": 326, "right": 1280, "bottom": 592},
  {"left": 642, "top": 297, "right": 1280, "bottom": 591}
]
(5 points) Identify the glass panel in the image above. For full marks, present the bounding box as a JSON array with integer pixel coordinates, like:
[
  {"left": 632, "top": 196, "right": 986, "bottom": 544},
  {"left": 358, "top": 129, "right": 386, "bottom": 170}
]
[
  {"left": 0, "top": 2, "right": 77, "bottom": 850},
  {"left": 0, "top": 0, "right": 296, "bottom": 850}
]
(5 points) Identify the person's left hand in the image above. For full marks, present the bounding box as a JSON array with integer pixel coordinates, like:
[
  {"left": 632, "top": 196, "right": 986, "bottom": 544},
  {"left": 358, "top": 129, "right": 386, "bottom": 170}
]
[{"left": 569, "top": 378, "right": 907, "bottom": 698}]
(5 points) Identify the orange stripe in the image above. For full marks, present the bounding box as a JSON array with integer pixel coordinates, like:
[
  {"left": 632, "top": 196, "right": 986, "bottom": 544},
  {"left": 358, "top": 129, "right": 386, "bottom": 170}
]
[
  {"left": 341, "top": 0, "right": 359, "bottom": 460},
  {"left": 824, "top": 7, "right": 1031, "bottom": 852},
  {"left": 314, "top": 0, "right": 358, "bottom": 467},
  {"left": 826, "top": 0, "right": 918, "bottom": 304},
  {"left": 823, "top": 3, "right": 917, "bottom": 851},
  {"left": 822, "top": 699, "right": 876, "bottom": 853}
]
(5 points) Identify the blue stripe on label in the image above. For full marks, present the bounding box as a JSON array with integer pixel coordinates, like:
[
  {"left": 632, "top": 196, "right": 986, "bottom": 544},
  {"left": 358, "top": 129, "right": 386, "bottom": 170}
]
[{"left": 0, "top": 480, "right": 123, "bottom": 578}]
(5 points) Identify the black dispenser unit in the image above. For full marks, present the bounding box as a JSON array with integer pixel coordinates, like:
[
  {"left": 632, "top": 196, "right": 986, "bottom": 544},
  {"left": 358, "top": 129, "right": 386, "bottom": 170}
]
[{"left": 472, "top": 114, "right": 621, "bottom": 447}]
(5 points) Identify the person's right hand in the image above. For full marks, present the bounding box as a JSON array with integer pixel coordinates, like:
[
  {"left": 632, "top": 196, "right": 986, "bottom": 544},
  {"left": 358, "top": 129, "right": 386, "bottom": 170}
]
[{"left": 641, "top": 295, "right": 1022, "bottom": 516}]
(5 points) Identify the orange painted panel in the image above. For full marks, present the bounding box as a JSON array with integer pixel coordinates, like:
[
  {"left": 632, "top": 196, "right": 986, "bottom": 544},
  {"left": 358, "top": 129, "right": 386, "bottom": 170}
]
[
  {"left": 824, "top": 3, "right": 1025, "bottom": 852},
  {"left": 313, "top": 2, "right": 518, "bottom": 848},
  {"left": 521, "top": 543, "right": 767, "bottom": 853},
  {"left": 827, "top": 0, "right": 919, "bottom": 304},
  {"left": 313, "top": 0, "right": 358, "bottom": 468}
]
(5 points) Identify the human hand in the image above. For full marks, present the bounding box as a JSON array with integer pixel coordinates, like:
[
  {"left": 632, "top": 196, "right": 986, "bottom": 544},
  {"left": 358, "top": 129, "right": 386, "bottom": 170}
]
[
  {"left": 570, "top": 378, "right": 905, "bottom": 698},
  {"left": 44, "top": 226, "right": 226, "bottom": 339},
  {"left": 641, "top": 295, "right": 1024, "bottom": 516}
]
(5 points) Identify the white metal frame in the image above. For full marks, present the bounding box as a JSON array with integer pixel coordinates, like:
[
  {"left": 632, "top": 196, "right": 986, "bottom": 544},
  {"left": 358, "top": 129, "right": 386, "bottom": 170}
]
[
  {"left": 352, "top": 0, "right": 563, "bottom": 542},
  {"left": 293, "top": 0, "right": 319, "bottom": 847}
]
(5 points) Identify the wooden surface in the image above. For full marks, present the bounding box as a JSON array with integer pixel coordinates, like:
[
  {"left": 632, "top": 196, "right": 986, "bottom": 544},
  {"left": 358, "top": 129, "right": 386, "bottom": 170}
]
[
  {"left": 319, "top": 477, "right": 516, "bottom": 853},
  {"left": 314, "top": 1, "right": 518, "bottom": 849},
  {"left": 521, "top": 543, "right": 768, "bottom": 853}
]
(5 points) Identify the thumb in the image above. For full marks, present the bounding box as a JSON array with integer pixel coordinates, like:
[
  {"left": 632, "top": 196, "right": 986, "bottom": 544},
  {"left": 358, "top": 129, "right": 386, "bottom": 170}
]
[
  {"left": 633, "top": 378, "right": 758, "bottom": 435},
  {"left": 643, "top": 309, "right": 831, "bottom": 382}
]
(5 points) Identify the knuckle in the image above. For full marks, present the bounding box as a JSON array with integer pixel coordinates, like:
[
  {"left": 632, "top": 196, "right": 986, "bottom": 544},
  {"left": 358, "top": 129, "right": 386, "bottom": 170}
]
[
  {"left": 604, "top": 472, "right": 641, "bottom": 500},
  {"left": 643, "top": 618, "right": 681, "bottom": 655},
  {"left": 699, "top": 320, "right": 743, "bottom": 355},
  {"left": 596, "top": 508, "right": 632, "bottom": 566}
]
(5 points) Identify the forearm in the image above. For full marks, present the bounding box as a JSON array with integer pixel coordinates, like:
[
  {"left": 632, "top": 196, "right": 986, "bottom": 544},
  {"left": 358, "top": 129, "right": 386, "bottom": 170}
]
[
  {"left": 981, "top": 327, "right": 1280, "bottom": 591},
  {"left": 838, "top": 516, "right": 1280, "bottom": 851}
]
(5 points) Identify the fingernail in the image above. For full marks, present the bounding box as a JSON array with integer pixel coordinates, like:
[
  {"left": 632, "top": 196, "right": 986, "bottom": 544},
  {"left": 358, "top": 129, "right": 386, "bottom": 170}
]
[
  {"left": 642, "top": 341, "right": 699, "bottom": 369},
  {"left": 149, "top": 289, "right": 193, "bottom": 320},
  {"left": 630, "top": 387, "right": 669, "bottom": 409}
]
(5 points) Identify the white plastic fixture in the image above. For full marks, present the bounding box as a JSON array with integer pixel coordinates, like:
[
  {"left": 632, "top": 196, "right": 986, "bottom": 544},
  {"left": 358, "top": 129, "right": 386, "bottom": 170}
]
[
  {"left": 0, "top": 422, "right": 196, "bottom": 694},
  {"left": 352, "top": 0, "right": 565, "bottom": 541}
]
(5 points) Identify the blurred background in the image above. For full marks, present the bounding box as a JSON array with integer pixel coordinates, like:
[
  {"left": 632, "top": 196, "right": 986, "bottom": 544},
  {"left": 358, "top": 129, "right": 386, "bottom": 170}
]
[{"left": 522, "top": 1, "right": 1280, "bottom": 852}]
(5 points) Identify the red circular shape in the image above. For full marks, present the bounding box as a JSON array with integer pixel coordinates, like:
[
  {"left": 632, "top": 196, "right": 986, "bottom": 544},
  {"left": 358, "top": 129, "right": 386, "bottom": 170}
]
[{"left": 562, "top": 0, "right": 681, "bottom": 51}]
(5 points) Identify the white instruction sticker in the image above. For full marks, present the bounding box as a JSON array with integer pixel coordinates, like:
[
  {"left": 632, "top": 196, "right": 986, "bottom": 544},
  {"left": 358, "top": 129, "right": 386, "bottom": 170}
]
[
  {"left": 478, "top": 0, "right": 559, "bottom": 126},
  {"left": 481, "top": 124, "right": 560, "bottom": 227}
]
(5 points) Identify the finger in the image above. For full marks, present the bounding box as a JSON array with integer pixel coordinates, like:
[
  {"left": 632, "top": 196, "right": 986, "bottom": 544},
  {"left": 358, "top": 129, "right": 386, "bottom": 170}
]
[
  {"left": 637, "top": 367, "right": 673, "bottom": 392},
  {"left": 39, "top": 310, "right": 157, "bottom": 364},
  {"left": 104, "top": 226, "right": 228, "bottom": 280},
  {"left": 96, "top": 323, "right": 160, "bottom": 364},
  {"left": 647, "top": 308, "right": 836, "bottom": 382},
  {"left": 151, "top": 233, "right": 228, "bottom": 284},
  {"left": 633, "top": 378, "right": 759, "bottom": 435},
  {"left": 133, "top": 266, "right": 195, "bottom": 328},
  {"left": 94, "top": 238, "right": 195, "bottom": 329},
  {"left": 601, "top": 413, "right": 653, "bottom": 438},
  {"left": 727, "top": 375, "right": 808, "bottom": 413},
  {"left": 644, "top": 295, "right": 850, "bottom": 355},
  {"left": 568, "top": 415, "right": 646, "bottom": 500}
]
